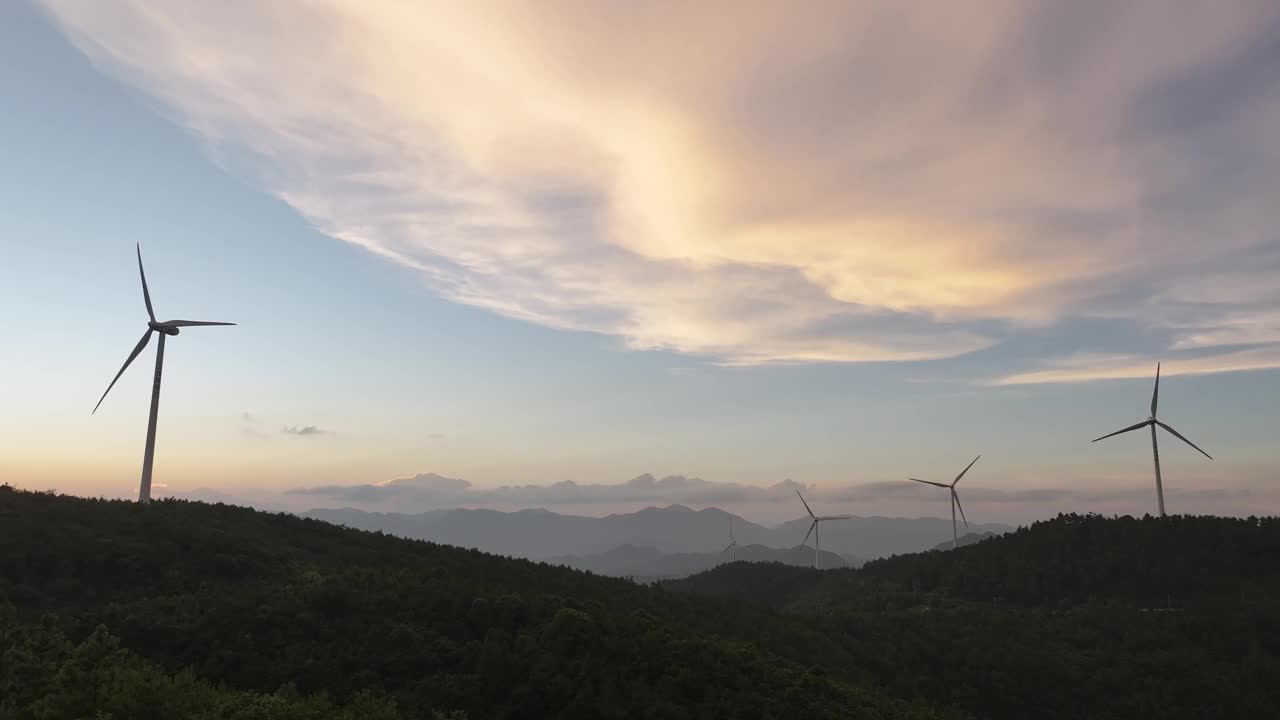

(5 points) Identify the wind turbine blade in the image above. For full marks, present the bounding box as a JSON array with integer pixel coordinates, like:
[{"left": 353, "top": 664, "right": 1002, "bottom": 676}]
[
  {"left": 93, "top": 330, "right": 152, "bottom": 414},
  {"left": 1151, "top": 362, "right": 1160, "bottom": 417},
  {"left": 796, "top": 490, "right": 815, "bottom": 518},
  {"left": 729, "top": 516, "right": 735, "bottom": 543},
  {"left": 821, "top": 515, "right": 853, "bottom": 520},
  {"left": 953, "top": 489, "right": 969, "bottom": 527},
  {"left": 1091, "top": 420, "right": 1151, "bottom": 443},
  {"left": 137, "top": 244, "right": 156, "bottom": 322},
  {"left": 801, "top": 520, "right": 816, "bottom": 547},
  {"left": 1155, "top": 420, "right": 1213, "bottom": 460},
  {"left": 952, "top": 455, "right": 981, "bottom": 486},
  {"left": 164, "top": 320, "right": 237, "bottom": 327},
  {"left": 723, "top": 543, "right": 735, "bottom": 553},
  {"left": 909, "top": 478, "right": 950, "bottom": 488}
]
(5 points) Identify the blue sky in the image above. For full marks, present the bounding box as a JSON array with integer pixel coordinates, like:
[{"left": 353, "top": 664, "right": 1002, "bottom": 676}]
[{"left": 2, "top": 1, "right": 1278, "bottom": 523}]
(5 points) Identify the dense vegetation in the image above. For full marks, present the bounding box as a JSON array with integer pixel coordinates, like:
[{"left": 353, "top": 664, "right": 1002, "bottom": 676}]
[
  {"left": 666, "top": 513, "right": 1280, "bottom": 719},
  {"left": 0, "top": 486, "right": 948, "bottom": 719},
  {"left": 672, "top": 513, "right": 1280, "bottom": 610},
  {"left": 3, "top": 485, "right": 1278, "bottom": 719},
  {"left": 0, "top": 612, "right": 427, "bottom": 719}
]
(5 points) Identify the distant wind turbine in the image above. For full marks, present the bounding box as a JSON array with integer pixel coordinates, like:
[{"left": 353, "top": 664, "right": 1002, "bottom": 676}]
[
  {"left": 796, "top": 490, "right": 851, "bottom": 569},
  {"left": 909, "top": 455, "right": 980, "bottom": 550},
  {"left": 93, "top": 245, "right": 235, "bottom": 503},
  {"left": 722, "top": 515, "right": 737, "bottom": 563},
  {"left": 1091, "top": 363, "right": 1212, "bottom": 517}
]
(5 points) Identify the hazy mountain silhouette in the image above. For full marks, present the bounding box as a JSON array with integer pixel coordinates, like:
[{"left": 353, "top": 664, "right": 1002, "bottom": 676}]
[
  {"left": 549, "top": 542, "right": 863, "bottom": 580},
  {"left": 304, "top": 504, "right": 1009, "bottom": 559},
  {"left": 930, "top": 531, "right": 1000, "bottom": 551}
]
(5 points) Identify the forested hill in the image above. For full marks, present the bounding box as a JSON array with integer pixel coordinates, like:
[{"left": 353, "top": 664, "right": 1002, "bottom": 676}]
[
  {"left": 668, "top": 512, "right": 1280, "bottom": 610},
  {"left": 4, "top": 487, "right": 1279, "bottom": 720},
  {"left": 863, "top": 512, "right": 1280, "bottom": 607},
  {"left": 0, "top": 486, "right": 951, "bottom": 720},
  {"left": 663, "top": 512, "right": 1280, "bottom": 720}
]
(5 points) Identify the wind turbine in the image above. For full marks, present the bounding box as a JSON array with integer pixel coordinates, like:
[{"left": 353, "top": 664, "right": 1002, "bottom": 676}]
[
  {"left": 796, "top": 490, "right": 851, "bottom": 569},
  {"left": 722, "top": 515, "right": 738, "bottom": 563},
  {"left": 909, "top": 455, "right": 979, "bottom": 550},
  {"left": 1091, "top": 363, "right": 1211, "bottom": 517},
  {"left": 93, "top": 245, "right": 235, "bottom": 503}
]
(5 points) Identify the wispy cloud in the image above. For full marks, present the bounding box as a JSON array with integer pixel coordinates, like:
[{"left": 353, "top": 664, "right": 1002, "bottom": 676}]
[
  {"left": 825, "top": 481, "right": 1257, "bottom": 506},
  {"left": 282, "top": 425, "right": 329, "bottom": 437},
  {"left": 41, "top": 1, "right": 1280, "bottom": 370},
  {"left": 988, "top": 346, "right": 1280, "bottom": 386},
  {"left": 241, "top": 414, "right": 333, "bottom": 439},
  {"left": 239, "top": 411, "right": 269, "bottom": 438}
]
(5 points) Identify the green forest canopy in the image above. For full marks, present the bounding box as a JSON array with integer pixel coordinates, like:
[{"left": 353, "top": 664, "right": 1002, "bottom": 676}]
[{"left": 2, "top": 485, "right": 1277, "bottom": 719}]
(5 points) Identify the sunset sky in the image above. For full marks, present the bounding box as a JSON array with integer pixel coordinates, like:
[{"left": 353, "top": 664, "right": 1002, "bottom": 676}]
[{"left": 3, "top": 1, "right": 1279, "bottom": 523}]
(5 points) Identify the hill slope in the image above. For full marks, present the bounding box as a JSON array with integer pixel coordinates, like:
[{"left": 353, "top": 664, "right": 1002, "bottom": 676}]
[
  {"left": 5, "top": 487, "right": 1279, "bottom": 720},
  {"left": 668, "top": 513, "right": 1280, "bottom": 609},
  {"left": 0, "top": 486, "right": 949, "bottom": 720},
  {"left": 864, "top": 512, "right": 1280, "bottom": 608},
  {"left": 549, "top": 542, "right": 862, "bottom": 579},
  {"left": 664, "top": 513, "right": 1280, "bottom": 719}
]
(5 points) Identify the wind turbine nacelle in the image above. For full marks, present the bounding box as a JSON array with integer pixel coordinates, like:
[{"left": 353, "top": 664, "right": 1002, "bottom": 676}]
[{"left": 148, "top": 322, "right": 180, "bottom": 336}]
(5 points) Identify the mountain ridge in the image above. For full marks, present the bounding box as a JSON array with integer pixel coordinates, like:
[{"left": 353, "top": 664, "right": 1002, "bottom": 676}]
[
  {"left": 549, "top": 542, "right": 864, "bottom": 579},
  {"left": 303, "top": 503, "right": 1010, "bottom": 560}
]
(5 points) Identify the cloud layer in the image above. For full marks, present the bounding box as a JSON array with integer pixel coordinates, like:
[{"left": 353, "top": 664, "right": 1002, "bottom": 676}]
[
  {"left": 289, "top": 472, "right": 808, "bottom": 507},
  {"left": 42, "top": 1, "right": 1280, "bottom": 371},
  {"left": 282, "top": 471, "right": 1274, "bottom": 522}
]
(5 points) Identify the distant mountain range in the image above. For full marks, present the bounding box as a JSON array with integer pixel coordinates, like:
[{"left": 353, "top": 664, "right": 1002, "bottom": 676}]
[
  {"left": 303, "top": 504, "right": 1010, "bottom": 561},
  {"left": 931, "top": 531, "right": 1000, "bottom": 551},
  {"left": 549, "top": 543, "right": 863, "bottom": 580}
]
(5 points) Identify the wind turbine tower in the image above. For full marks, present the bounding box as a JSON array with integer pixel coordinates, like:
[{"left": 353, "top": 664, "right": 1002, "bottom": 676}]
[
  {"left": 1091, "top": 363, "right": 1212, "bottom": 517},
  {"left": 93, "top": 245, "right": 235, "bottom": 503},
  {"left": 722, "top": 515, "right": 738, "bottom": 563},
  {"left": 796, "top": 490, "right": 852, "bottom": 569},
  {"left": 909, "top": 455, "right": 979, "bottom": 550}
]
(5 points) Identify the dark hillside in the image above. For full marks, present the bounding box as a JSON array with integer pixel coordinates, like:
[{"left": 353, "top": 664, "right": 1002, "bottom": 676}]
[
  {"left": 860, "top": 513, "right": 1280, "bottom": 608},
  {"left": 5, "top": 487, "right": 1279, "bottom": 720},
  {"left": 668, "top": 513, "right": 1280, "bottom": 611},
  {"left": 0, "top": 486, "right": 950, "bottom": 720},
  {"left": 663, "top": 513, "right": 1280, "bottom": 719}
]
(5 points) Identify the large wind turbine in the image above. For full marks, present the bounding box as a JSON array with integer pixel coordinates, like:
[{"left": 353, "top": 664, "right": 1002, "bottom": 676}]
[
  {"left": 93, "top": 245, "right": 235, "bottom": 503},
  {"left": 796, "top": 491, "right": 851, "bottom": 569},
  {"left": 722, "top": 515, "right": 738, "bottom": 563},
  {"left": 909, "top": 455, "right": 979, "bottom": 550},
  {"left": 1091, "top": 363, "right": 1211, "bottom": 517}
]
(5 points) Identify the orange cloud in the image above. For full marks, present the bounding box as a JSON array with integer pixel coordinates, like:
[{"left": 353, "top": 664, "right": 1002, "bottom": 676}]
[{"left": 41, "top": 1, "right": 1280, "bottom": 366}]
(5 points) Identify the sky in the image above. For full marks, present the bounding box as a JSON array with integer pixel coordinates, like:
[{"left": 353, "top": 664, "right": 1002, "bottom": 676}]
[{"left": 2, "top": 1, "right": 1279, "bottom": 524}]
